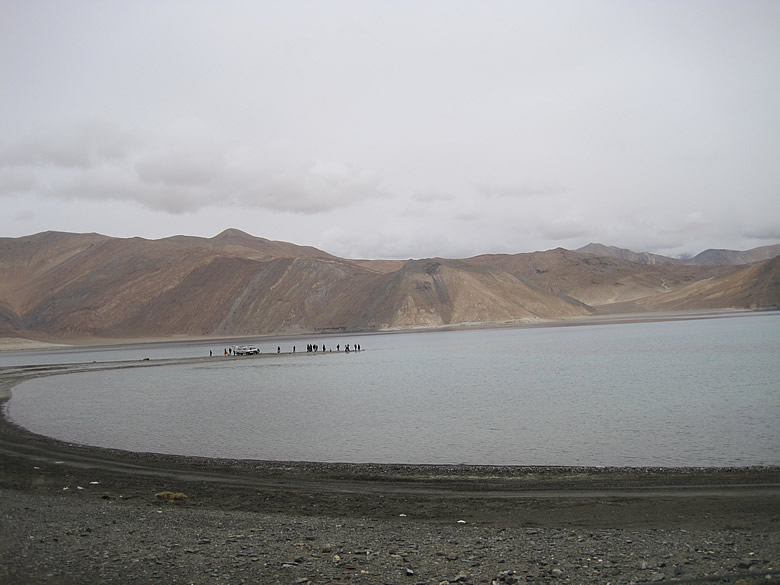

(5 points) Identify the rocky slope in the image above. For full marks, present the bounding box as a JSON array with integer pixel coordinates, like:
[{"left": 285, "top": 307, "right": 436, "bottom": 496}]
[
  {"left": 638, "top": 255, "right": 780, "bottom": 311},
  {"left": 1, "top": 230, "right": 777, "bottom": 340},
  {"left": 576, "top": 243, "right": 678, "bottom": 265},
  {"left": 461, "top": 249, "right": 741, "bottom": 307},
  {"left": 577, "top": 241, "right": 780, "bottom": 266},
  {"left": 688, "top": 243, "right": 780, "bottom": 266}
]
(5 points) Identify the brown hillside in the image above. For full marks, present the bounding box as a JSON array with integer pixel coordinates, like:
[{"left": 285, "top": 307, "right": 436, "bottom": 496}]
[
  {"left": 576, "top": 243, "right": 679, "bottom": 265},
  {"left": 356, "top": 259, "right": 591, "bottom": 329},
  {"left": 463, "top": 249, "right": 740, "bottom": 307},
  {"left": 350, "top": 258, "right": 408, "bottom": 274},
  {"left": 0, "top": 231, "right": 343, "bottom": 337},
  {"left": 1, "top": 231, "right": 777, "bottom": 340},
  {"left": 105, "top": 256, "right": 385, "bottom": 337},
  {"left": 167, "top": 228, "right": 340, "bottom": 262},
  {"left": 101, "top": 257, "right": 591, "bottom": 336},
  {"left": 637, "top": 256, "right": 780, "bottom": 311},
  {"left": 0, "top": 231, "right": 111, "bottom": 313},
  {"left": 0, "top": 232, "right": 590, "bottom": 338},
  {"left": 690, "top": 243, "right": 780, "bottom": 266}
]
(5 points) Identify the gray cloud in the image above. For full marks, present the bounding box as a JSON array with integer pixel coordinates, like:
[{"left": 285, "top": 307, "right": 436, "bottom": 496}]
[
  {"left": 135, "top": 150, "right": 226, "bottom": 189},
  {"left": 0, "top": 1, "right": 778, "bottom": 259},
  {"left": 411, "top": 191, "right": 455, "bottom": 203},
  {"left": 0, "top": 169, "right": 36, "bottom": 195},
  {"left": 0, "top": 122, "right": 135, "bottom": 169},
  {"left": 0, "top": 123, "right": 386, "bottom": 216},
  {"left": 476, "top": 183, "right": 566, "bottom": 200}
]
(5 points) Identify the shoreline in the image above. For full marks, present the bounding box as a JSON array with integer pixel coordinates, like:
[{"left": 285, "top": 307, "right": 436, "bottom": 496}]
[
  {"left": 2, "top": 352, "right": 779, "bottom": 582},
  {"left": 2, "top": 359, "right": 779, "bottom": 516},
  {"left": 0, "top": 307, "right": 765, "bottom": 352}
]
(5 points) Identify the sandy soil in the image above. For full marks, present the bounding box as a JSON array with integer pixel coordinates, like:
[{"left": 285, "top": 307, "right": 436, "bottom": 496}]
[
  {"left": 1, "top": 357, "right": 779, "bottom": 584},
  {"left": 0, "top": 308, "right": 758, "bottom": 353},
  {"left": 0, "top": 338, "right": 71, "bottom": 351}
]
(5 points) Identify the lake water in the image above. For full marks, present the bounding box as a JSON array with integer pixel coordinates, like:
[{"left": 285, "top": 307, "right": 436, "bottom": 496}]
[{"left": 4, "top": 313, "right": 779, "bottom": 467}]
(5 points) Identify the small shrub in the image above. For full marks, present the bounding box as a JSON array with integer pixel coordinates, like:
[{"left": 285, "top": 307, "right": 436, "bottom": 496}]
[{"left": 155, "top": 491, "right": 188, "bottom": 503}]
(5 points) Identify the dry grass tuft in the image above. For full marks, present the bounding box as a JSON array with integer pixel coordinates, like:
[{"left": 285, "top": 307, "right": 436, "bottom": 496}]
[{"left": 155, "top": 491, "right": 188, "bottom": 503}]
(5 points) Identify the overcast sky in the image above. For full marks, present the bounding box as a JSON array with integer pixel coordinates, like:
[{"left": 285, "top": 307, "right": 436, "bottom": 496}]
[{"left": 1, "top": 1, "right": 778, "bottom": 259}]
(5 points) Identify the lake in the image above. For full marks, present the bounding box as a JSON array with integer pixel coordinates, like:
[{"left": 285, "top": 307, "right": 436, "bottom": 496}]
[{"left": 4, "top": 313, "right": 779, "bottom": 467}]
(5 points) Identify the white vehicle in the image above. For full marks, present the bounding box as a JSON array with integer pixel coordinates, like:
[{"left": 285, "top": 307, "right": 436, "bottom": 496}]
[{"left": 233, "top": 345, "right": 260, "bottom": 355}]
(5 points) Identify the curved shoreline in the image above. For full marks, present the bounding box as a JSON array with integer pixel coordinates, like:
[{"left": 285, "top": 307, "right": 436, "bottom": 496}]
[
  {"left": 2, "top": 361, "right": 780, "bottom": 583},
  {"left": 2, "top": 359, "right": 779, "bottom": 513}
]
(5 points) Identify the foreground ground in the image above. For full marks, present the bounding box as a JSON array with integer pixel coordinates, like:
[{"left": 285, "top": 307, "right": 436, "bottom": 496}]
[{"left": 1, "top": 361, "right": 779, "bottom": 584}]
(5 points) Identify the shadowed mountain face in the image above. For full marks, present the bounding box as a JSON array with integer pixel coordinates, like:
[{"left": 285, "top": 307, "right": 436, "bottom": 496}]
[{"left": 1, "top": 230, "right": 778, "bottom": 339}]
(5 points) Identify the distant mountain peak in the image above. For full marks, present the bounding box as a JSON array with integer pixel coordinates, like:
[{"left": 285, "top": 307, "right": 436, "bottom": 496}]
[
  {"left": 212, "top": 228, "right": 256, "bottom": 240},
  {"left": 690, "top": 244, "right": 780, "bottom": 266},
  {"left": 577, "top": 242, "right": 780, "bottom": 266},
  {"left": 576, "top": 243, "right": 676, "bottom": 265}
]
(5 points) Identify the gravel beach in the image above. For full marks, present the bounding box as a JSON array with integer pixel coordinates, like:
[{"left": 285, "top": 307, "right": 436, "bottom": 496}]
[{"left": 1, "top": 361, "right": 779, "bottom": 584}]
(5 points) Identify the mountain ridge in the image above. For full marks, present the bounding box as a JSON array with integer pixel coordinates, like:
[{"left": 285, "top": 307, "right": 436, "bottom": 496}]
[
  {"left": 1, "top": 231, "right": 778, "bottom": 340},
  {"left": 577, "top": 241, "right": 780, "bottom": 266}
]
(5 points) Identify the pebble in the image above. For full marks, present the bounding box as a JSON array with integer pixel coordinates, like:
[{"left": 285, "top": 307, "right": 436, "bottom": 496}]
[{"left": 1, "top": 489, "right": 778, "bottom": 584}]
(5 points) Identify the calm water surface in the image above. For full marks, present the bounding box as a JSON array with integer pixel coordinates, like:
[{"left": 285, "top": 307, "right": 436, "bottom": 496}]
[{"left": 5, "top": 314, "right": 780, "bottom": 466}]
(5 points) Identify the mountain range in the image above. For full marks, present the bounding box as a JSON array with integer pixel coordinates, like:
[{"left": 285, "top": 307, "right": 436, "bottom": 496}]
[{"left": 1, "top": 230, "right": 778, "bottom": 341}]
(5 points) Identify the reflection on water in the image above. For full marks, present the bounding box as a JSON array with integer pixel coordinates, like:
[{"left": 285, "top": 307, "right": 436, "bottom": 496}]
[{"left": 6, "top": 313, "right": 780, "bottom": 466}]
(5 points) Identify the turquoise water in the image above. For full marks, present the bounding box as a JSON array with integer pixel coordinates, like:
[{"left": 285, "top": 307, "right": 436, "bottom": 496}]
[{"left": 6, "top": 313, "right": 780, "bottom": 466}]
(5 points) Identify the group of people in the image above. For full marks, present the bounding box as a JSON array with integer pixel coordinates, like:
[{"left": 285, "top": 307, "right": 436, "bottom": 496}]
[
  {"left": 304, "top": 343, "right": 362, "bottom": 353},
  {"left": 215, "top": 342, "right": 364, "bottom": 356}
]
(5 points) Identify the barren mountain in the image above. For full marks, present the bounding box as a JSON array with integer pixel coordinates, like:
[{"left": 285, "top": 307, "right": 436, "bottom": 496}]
[
  {"left": 576, "top": 243, "right": 679, "bottom": 265},
  {"left": 0, "top": 231, "right": 589, "bottom": 339},
  {"left": 462, "top": 249, "right": 740, "bottom": 307},
  {"left": 354, "top": 259, "right": 592, "bottom": 329},
  {"left": 1, "top": 230, "right": 777, "bottom": 341},
  {"left": 688, "top": 243, "right": 780, "bottom": 266},
  {"left": 637, "top": 256, "right": 780, "bottom": 311},
  {"left": 576, "top": 242, "right": 780, "bottom": 266}
]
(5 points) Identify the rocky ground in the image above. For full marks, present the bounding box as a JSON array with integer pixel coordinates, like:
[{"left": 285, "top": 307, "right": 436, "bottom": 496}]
[
  {"left": 2, "top": 486, "right": 779, "bottom": 585},
  {"left": 1, "top": 362, "right": 779, "bottom": 584}
]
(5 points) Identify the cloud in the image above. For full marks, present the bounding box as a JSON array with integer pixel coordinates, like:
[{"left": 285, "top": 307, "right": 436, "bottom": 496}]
[
  {"left": 0, "top": 121, "right": 135, "bottom": 169},
  {"left": 743, "top": 226, "right": 780, "bottom": 241},
  {"left": 14, "top": 208, "right": 35, "bottom": 223},
  {"left": 51, "top": 167, "right": 213, "bottom": 215},
  {"left": 0, "top": 122, "right": 386, "bottom": 216},
  {"left": 227, "top": 159, "right": 385, "bottom": 214},
  {"left": 476, "top": 182, "right": 565, "bottom": 199},
  {"left": 534, "top": 215, "right": 590, "bottom": 243},
  {"left": 412, "top": 191, "right": 455, "bottom": 203},
  {"left": 344, "top": 227, "right": 481, "bottom": 261},
  {"left": 0, "top": 168, "right": 36, "bottom": 195},
  {"left": 135, "top": 149, "right": 226, "bottom": 188},
  {"left": 1, "top": 2, "right": 778, "bottom": 258},
  {"left": 453, "top": 204, "right": 483, "bottom": 222}
]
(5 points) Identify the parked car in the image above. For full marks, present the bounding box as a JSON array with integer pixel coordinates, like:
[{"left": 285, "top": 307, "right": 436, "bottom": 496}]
[{"left": 233, "top": 345, "right": 260, "bottom": 355}]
